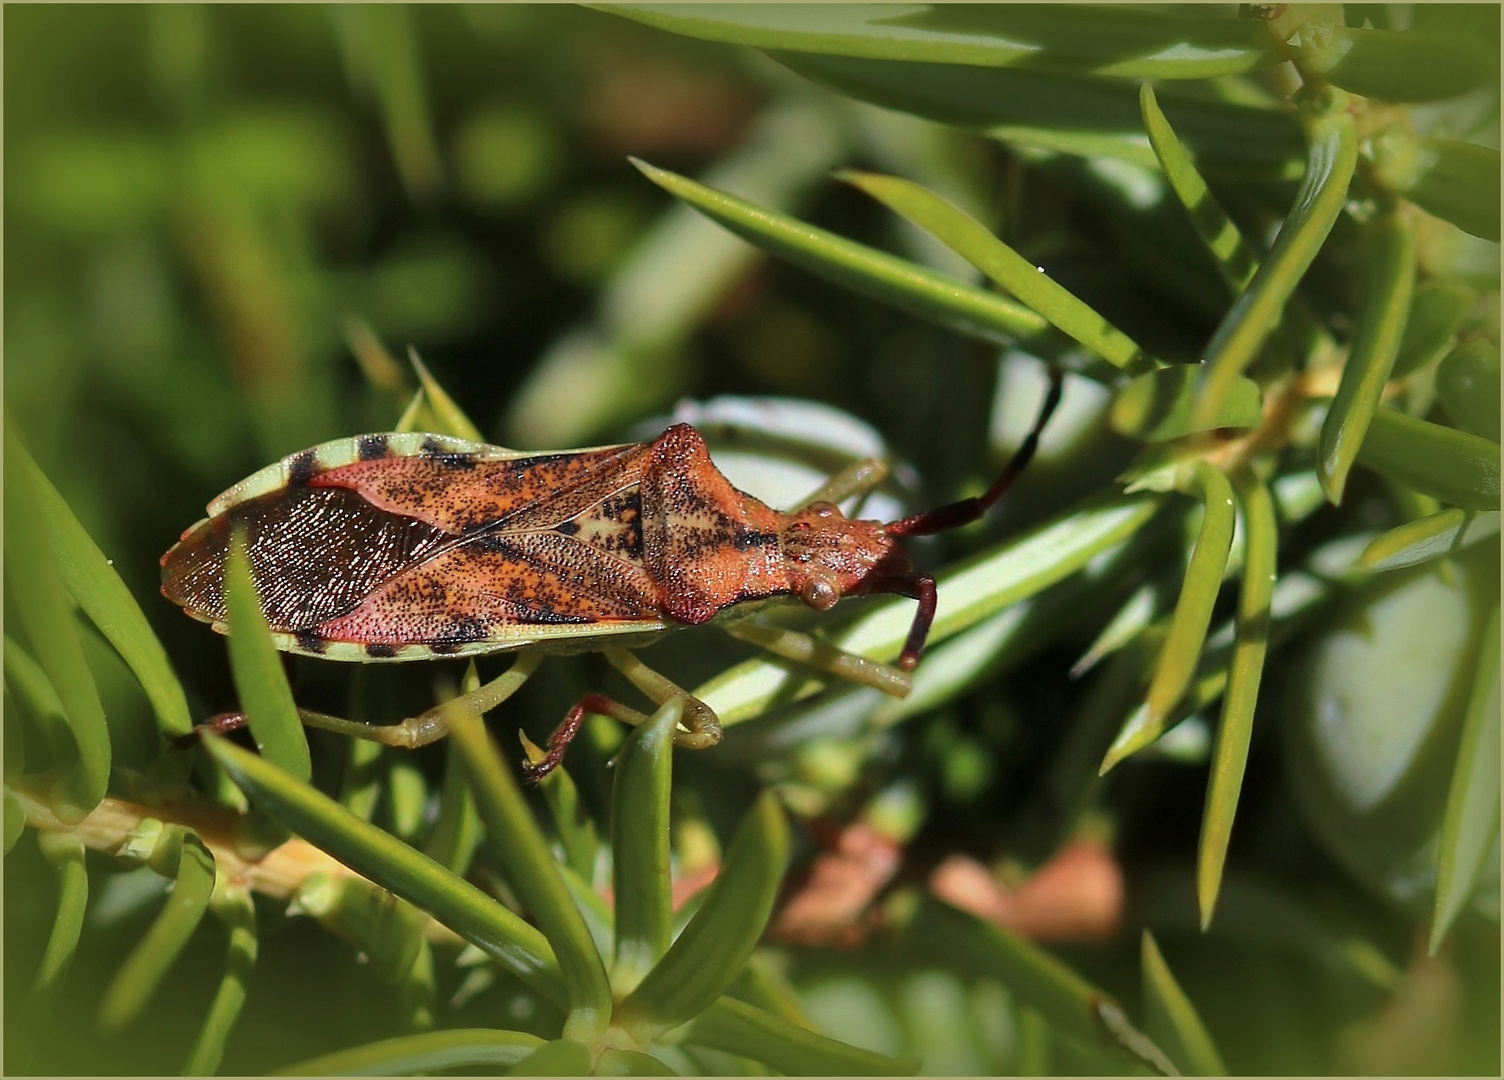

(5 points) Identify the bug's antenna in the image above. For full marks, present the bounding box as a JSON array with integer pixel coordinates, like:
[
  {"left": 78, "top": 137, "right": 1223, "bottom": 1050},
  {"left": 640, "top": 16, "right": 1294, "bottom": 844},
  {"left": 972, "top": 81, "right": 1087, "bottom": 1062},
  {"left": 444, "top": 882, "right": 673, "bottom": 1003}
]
[
  {"left": 882, "top": 367, "right": 1064, "bottom": 670},
  {"left": 886, "top": 367, "right": 1064, "bottom": 538}
]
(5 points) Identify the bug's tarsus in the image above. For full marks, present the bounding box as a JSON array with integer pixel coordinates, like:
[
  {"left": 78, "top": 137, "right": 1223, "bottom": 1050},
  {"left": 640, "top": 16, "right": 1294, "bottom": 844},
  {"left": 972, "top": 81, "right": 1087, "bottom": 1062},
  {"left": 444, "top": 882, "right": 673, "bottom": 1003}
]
[
  {"left": 297, "top": 706, "right": 450, "bottom": 749},
  {"left": 887, "top": 366, "right": 1064, "bottom": 538},
  {"left": 523, "top": 693, "right": 646, "bottom": 782},
  {"left": 603, "top": 647, "right": 724, "bottom": 749},
  {"left": 175, "top": 711, "right": 250, "bottom": 748},
  {"left": 894, "top": 576, "right": 938, "bottom": 672}
]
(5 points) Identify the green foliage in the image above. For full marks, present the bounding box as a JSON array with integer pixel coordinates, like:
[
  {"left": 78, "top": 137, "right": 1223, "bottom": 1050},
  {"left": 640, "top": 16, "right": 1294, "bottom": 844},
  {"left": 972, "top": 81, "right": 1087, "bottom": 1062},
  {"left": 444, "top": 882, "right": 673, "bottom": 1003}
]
[
  {"left": 96, "top": 826, "right": 217, "bottom": 1032},
  {"left": 224, "top": 535, "right": 313, "bottom": 783},
  {"left": 1430, "top": 603, "right": 1501, "bottom": 954},
  {"left": 6, "top": 4, "right": 1499, "bottom": 1077},
  {"left": 1198, "top": 470, "right": 1277, "bottom": 928},
  {"left": 5, "top": 430, "right": 112, "bottom": 821},
  {"left": 1140, "top": 930, "right": 1226, "bottom": 1076},
  {"left": 1318, "top": 211, "right": 1417, "bottom": 504},
  {"left": 1193, "top": 89, "right": 1358, "bottom": 430}
]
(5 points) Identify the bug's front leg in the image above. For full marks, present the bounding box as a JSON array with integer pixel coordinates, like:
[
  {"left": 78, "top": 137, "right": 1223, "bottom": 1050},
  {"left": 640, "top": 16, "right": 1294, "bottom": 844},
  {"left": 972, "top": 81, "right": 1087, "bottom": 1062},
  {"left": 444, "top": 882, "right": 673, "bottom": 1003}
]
[{"left": 721, "top": 619, "right": 912, "bottom": 698}]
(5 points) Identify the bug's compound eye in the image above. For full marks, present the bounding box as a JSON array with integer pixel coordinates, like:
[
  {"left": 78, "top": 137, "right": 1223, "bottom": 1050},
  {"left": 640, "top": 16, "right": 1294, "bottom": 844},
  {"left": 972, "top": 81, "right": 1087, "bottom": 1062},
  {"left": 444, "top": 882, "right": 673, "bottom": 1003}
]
[
  {"left": 799, "top": 575, "right": 840, "bottom": 612},
  {"left": 808, "top": 500, "right": 840, "bottom": 518}
]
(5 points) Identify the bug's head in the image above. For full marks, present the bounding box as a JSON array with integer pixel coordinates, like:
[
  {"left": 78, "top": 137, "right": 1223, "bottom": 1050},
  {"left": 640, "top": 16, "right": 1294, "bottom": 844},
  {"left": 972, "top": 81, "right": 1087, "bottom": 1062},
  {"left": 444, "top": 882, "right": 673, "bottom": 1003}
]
[{"left": 780, "top": 501, "right": 912, "bottom": 612}]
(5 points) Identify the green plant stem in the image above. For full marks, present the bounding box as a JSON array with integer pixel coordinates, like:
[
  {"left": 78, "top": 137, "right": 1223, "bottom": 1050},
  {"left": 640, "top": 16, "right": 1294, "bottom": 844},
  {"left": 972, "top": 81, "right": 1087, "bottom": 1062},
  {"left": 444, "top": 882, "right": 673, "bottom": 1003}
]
[
  {"left": 1141, "top": 930, "right": 1226, "bottom": 1075},
  {"left": 1140, "top": 82, "right": 1256, "bottom": 292},
  {"left": 22, "top": 441, "right": 193, "bottom": 737},
  {"left": 506, "top": 1038, "right": 593, "bottom": 1076},
  {"left": 1430, "top": 602, "right": 1501, "bottom": 954},
  {"left": 925, "top": 900, "right": 1173, "bottom": 1073},
  {"left": 595, "top": 1048, "right": 679, "bottom": 1075},
  {"left": 617, "top": 793, "right": 788, "bottom": 1041},
  {"left": 1359, "top": 509, "right": 1500, "bottom": 572},
  {"left": 201, "top": 735, "right": 567, "bottom": 1006},
  {"left": 523, "top": 736, "right": 600, "bottom": 883},
  {"left": 20, "top": 830, "right": 90, "bottom": 1048},
  {"left": 407, "top": 346, "right": 485, "bottom": 441},
  {"left": 686, "top": 996, "right": 917, "bottom": 1076},
  {"left": 224, "top": 533, "right": 312, "bottom": 782},
  {"left": 839, "top": 169, "right": 1157, "bottom": 374},
  {"left": 630, "top": 158, "right": 1065, "bottom": 355},
  {"left": 1146, "top": 463, "right": 1236, "bottom": 727},
  {"left": 425, "top": 738, "right": 483, "bottom": 876},
  {"left": 1355, "top": 409, "right": 1501, "bottom": 510},
  {"left": 4, "top": 424, "right": 111, "bottom": 822},
  {"left": 1435, "top": 339, "right": 1501, "bottom": 441}
]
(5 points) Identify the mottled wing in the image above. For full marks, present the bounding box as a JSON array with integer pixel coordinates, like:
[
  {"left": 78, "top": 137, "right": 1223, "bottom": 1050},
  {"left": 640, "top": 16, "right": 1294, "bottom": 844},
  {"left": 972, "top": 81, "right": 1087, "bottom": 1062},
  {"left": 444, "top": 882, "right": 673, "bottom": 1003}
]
[
  {"left": 308, "top": 444, "right": 644, "bottom": 533},
  {"left": 161, "top": 437, "right": 671, "bottom": 660}
]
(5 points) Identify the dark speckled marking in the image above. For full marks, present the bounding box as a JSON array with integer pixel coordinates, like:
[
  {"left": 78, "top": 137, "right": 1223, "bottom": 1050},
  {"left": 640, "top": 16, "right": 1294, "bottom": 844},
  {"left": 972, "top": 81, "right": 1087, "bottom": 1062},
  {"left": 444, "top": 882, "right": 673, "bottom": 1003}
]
[
  {"left": 434, "top": 616, "right": 490, "bottom": 643},
  {"left": 733, "top": 530, "right": 779, "bottom": 551},
  {"left": 430, "top": 642, "right": 461, "bottom": 654},
  {"left": 419, "top": 437, "right": 480, "bottom": 470},
  {"left": 288, "top": 450, "right": 318, "bottom": 485},
  {"left": 365, "top": 643, "right": 397, "bottom": 658},
  {"left": 358, "top": 434, "right": 389, "bottom": 461},
  {"left": 295, "top": 629, "right": 327, "bottom": 654},
  {"left": 528, "top": 453, "right": 574, "bottom": 468}
]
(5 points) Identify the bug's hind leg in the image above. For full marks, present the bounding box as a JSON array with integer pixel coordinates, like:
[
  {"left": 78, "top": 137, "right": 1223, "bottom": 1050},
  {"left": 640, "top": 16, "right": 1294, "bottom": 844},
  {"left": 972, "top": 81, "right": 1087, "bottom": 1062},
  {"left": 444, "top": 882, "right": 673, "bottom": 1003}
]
[
  {"left": 185, "top": 651, "right": 543, "bottom": 750},
  {"left": 790, "top": 458, "right": 890, "bottom": 512},
  {"left": 721, "top": 619, "right": 912, "bottom": 698}
]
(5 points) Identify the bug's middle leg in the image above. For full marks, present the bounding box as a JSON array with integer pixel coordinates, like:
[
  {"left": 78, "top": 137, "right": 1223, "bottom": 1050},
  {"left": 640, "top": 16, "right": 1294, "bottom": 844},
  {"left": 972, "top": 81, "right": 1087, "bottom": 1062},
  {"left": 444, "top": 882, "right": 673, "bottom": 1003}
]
[
  {"left": 522, "top": 649, "right": 723, "bottom": 781},
  {"left": 721, "top": 619, "right": 912, "bottom": 698},
  {"left": 602, "top": 647, "right": 723, "bottom": 750}
]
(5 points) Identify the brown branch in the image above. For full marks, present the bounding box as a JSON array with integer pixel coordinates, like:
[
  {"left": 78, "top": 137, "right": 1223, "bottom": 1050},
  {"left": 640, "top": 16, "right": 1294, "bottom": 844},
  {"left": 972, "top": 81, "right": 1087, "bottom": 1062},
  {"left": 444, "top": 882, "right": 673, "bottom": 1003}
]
[{"left": 14, "top": 783, "right": 464, "bottom": 946}]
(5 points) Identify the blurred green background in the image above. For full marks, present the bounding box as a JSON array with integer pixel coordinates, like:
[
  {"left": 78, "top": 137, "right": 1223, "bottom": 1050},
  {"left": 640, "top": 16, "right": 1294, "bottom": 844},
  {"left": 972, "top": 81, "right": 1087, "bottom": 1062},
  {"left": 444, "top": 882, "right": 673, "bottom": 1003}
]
[{"left": 5, "top": 4, "right": 1499, "bottom": 1075}]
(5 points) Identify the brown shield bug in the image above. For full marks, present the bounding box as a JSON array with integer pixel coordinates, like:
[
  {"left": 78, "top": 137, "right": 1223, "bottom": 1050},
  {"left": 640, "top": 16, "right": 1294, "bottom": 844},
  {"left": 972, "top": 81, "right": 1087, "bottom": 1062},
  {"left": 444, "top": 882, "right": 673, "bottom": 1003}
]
[{"left": 162, "top": 374, "right": 1062, "bottom": 777}]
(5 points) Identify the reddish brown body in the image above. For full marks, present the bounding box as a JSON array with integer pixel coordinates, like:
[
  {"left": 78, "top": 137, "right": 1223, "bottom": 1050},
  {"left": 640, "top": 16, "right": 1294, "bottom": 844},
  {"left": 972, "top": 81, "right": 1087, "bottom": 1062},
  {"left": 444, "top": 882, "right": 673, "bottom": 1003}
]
[
  {"left": 163, "top": 374, "right": 1062, "bottom": 775},
  {"left": 161, "top": 424, "right": 918, "bottom": 660}
]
